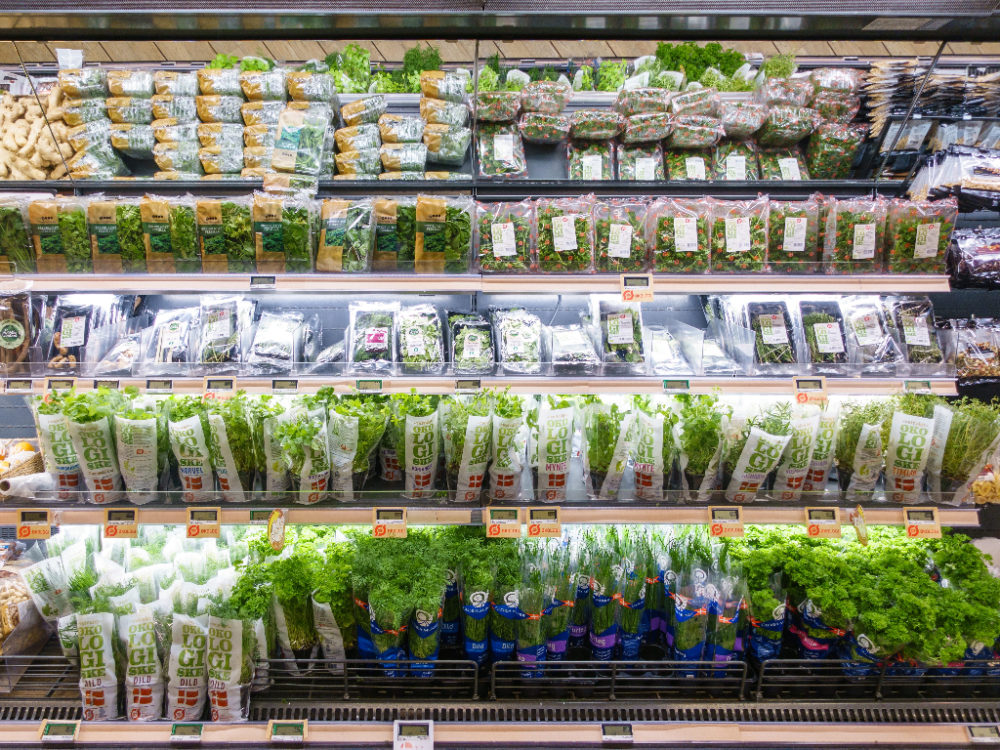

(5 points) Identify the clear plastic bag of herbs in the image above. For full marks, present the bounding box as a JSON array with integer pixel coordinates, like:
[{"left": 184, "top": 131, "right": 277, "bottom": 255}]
[
  {"left": 476, "top": 199, "right": 534, "bottom": 274},
  {"left": 767, "top": 197, "right": 820, "bottom": 274},
  {"left": 840, "top": 295, "right": 904, "bottom": 372},
  {"left": 595, "top": 199, "right": 648, "bottom": 273},
  {"left": 709, "top": 196, "right": 768, "bottom": 273},
  {"left": 646, "top": 197, "right": 711, "bottom": 274},
  {"left": 348, "top": 300, "right": 399, "bottom": 374},
  {"left": 448, "top": 313, "right": 494, "bottom": 375},
  {"left": 883, "top": 296, "right": 946, "bottom": 369},
  {"left": 822, "top": 196, "right": 887, "bottom": 275},
  {"left": 885, "top": 197, "right": 958, "bottom": 275},
  {"left": 745, "top": 299, "right": 800, "bottom": 370},
  {"left": 535, "top": 195, "right": 596, "bottom": 274},
  {"left": 617, "top": 142, "right": 664, "bottom": 181},
  {"left": 492, "top": 307, "right": 544, "bottom": 375},
  {"left": 798, "top": 298, "right": 848, "bottom": 370},
  {"left": 396, "top": 304, "right": 445, "bottom": 375},
  {"left": 589, "top": 295, "right": 645, "bottom": 373}
]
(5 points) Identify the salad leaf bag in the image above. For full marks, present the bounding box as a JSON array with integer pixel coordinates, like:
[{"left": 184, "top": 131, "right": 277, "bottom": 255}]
[
  {"left": 710, "top": 196, "right": 769, "bottom": 273},
  {"left": 595, "top": 199, "right": 647, "bottom": 272},
  {"left": 885, "top": 197, "right": 958, "bottom": 275}
]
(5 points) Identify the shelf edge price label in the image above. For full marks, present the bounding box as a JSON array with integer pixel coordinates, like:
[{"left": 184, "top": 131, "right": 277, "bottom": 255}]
[
  {"left": 662, "top": 379, "right": 690, "bottom": 393},
  {"left": 356, "top": 378, "right": 383, "bottom": 393},
  {"left": 250, "top": 275, "right": 277, "bottom": 290},
  {"left": 93, "top": 379, "right": 120, "bottom": 391},
  {"left": 903, "top": 379, "right": 932, "bottom": 393},
  {"left": 708, "top": 506, "right": 744, "bottom": 538},
  {"left": 526, "top": 506, "right": 561, "bottom": 538},
  {"left": 373, "top": 507, "right": 407, "bottom": 538},
  {"left": 601, "top": 723, "right": 634, "bottom": 744},
  {"left": 805, "top": 507, "right": 841, "bottom": 538},
  {"left": 202, "top": 377, "right": 235, "bottom": 398},
  {"left": 904, "top": 506, "right": 942, "bottom": 539},
  {"left": 170, "top": 723, "right": 204, "bottom": 745},
  {"left": 104, "top": 508, "right": 138, "bottom": 539},
  {"left": 455, "top": 378, "right": 481, "bottom": 393},
  {"left": 186, "top": 507, "right": 221, "bottom": 539},
  {"left": 793, "top": 376, "right": 827, "bottom": 407},
  {"left": 249, "top": 509, "right": 272, "bottom": 526},
  {"left": 18, "top": 509, "right": 51, "bottom": 540},
  {"left": 394, "top": 720, "right": 434, "bottom": 750},
  {"left": 44, "top": 377, "right": 75, "bottom": 393},
  {"left": 39, "top": 719, "right": 80, "bottom": 744},
  {"left": 271, "top": 378, "right": 298, "bottom": 394},
  {"left": 486, "top": 507, "right": 522, "bottom": 538},
  {"left": 620, "top": 273, "right": 654, "bottom": 303},
  {"left": 267, "top": 720, "right": 307, "bottom": 745},
  {"left": 968, "top": 726, "right": 1000, "bottom": 743},
  {"left": 4, "top": 378, "right": 32, "bottom": 394},
  {"left": 146, "top": 378, "right": 173, "bottom": 393}
]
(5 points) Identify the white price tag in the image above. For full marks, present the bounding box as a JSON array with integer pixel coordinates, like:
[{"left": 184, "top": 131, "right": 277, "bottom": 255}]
[
  {"left": 759, "top": 313, "right": 789, "bottom": 345},
  {"left": 913, "top": 222, "right": 941, "bottom": 259},
  {"left": 725, "top": 217, "right": 751, "bottom": 253},
  {"left": 394, "top": 721, "right": 433, "bottom": 750},
  {"left": 552, "top": 215, "right": 578, "bottom": 252},
  {"left": 813, "top": 322, "right": 844, "bottom": 354},
  {"left": 608, "top": 223, "right": 633, "bottom": 258},
  {"left": 725, "top": 154, "right": 746, "bottom": 180},
  {"left": 581, "top": 154, "right": 603, "bottom": 180},
  {"left": 607, "top": 312, "right": 635, "bottom": 344},
  {"left": 778, "top": 157, "right": 802, "bottom": 180},
  {"left": 491, "top": 222, "right": 516, "bottom": 257},
  {"left": 493, "top": 133, "right": 514, "bottom": 162},
  {"left": 851, "top": 313, "right": 883, "bottom": 346},
  {"left": 674, "top": 217, "right": 698, "bottom": 252},
  {"left": 635, "top": 157, "right": 656, "bottom": 180},
  {"left": 783, "top": 217, "right": 807, "bottom": 253},
  {"left": 903, "top": 314, "right": 932, "bottom": 346},
  {"left": 684, "top": 156, "right": 705, "bottom": 180},
  {"left": 852, "top": 223, "right": 876, "bottom": 260}
]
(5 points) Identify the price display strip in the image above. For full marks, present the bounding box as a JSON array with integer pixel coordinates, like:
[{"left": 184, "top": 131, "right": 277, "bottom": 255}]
[
  {"left": 969, "top": 726, "right": 1000, "bottom": 743},
  {"left": 793, "top": 376, "right": 827, "bottom": 407},
  {"left": 267, "top": 720, "right": 307, "bottom": 745},
  {"left": 662, "top": 379, "right": 690, "bottom": 393},
  {"left": 904, "top": 379, "right": 933, "bottom": 393},
  {"left": 394, "top": 720, "right": 434, "bottom": 750},
  {"left": 708, "top": 506, "right": 744, "bottom": 538},
  {"left": 526, "top": 506, "right": 561, "bottom": 538},
  {"left": 18, "top": 509, "right": 51, "bottom": 540},
  {"left": 620, "top": 273, "right": 654, "bottom": 303},
  {"left": 271, "top": 378, "right": 298, "bottom": 394},
  {"left": 38, "top": 720, "right": 80, "bottom": 744},
  {"left": 92, "top": 379, "right": 120, "bottom": 391},
  {"left": 805, "top": 507, "right": 841, "bottom": 538},
  {"left": 186, "top": 507, "right": 221, "bottom": 539},
  {"left": 249, "top": 509, "right": 272, "bottom": 526},
  {"left": 104, "top": 508, "right": 138, "bottom": 539},
  {"left": 4, "top": 378, "right": 32, "bottom": 394},
  {"left": 250, "top": 275, "right": 277, "bottom": 290},
  {"left": 202, "top": 377, "right": 235, "bottom": 397},
  {"left": 146, "top": 378, "right": 173, "bottom": 394},
  {"left": 485, "top": 507, "right": 522, "bottom": 538},
  {"left": 170, "top": 723, "right": 204, "bottom": 745},
  {"left": 373, "top": 507, "right": 407, "bottom": 538},
  {"left": 904, "top": 506, "right": 942, "bottom": 539},
  {"left": 601, "top": 723, "right": 634, "bottom": 744},
  {"left": 356, "top": 378, "right": 383, "bottom": 393},
  {"left": 455, "top": 378, "right": 481, "bottom": 393},
  {"left": 44, "top": 377, "right": 75, "bottom": 393}
]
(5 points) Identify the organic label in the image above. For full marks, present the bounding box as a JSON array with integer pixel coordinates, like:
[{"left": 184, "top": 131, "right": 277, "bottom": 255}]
[
  {"left": 778, "top": 157, "right": 801, "bottom": 180},
  {"left": 674, "top": 217, "right": 698, "bottom": 252},
  {"left": 725, "top": 154, "right": 746, "bottom": 180},
  {"left": 607, "top": 312, "right": 634, "bottom": 344},
  {"left": 494, "top": 133, "right": 514, "bottom": 162},
  {"left": 685, "top": 156, "right": 705, "bottom": 179},
  {"left": 552, "top": 215, "right": 577, "bottom": 252},
  {"left": 913, "top": 222, "right": 941, "bottom": 259},
  {"left": 759, "top": 314, "right": 788, "bottom": 345},
  {"left": 783, "top": 217, "right": 807, "bottom": 253},
  {"left": 608, "top": 223, "right": 633, "bottom": 258},
  {"left": 902, "top": 314, "right": 931, "bottom": 346},
  {"left": 725, "top": 217, "right": 751, "bottom": 253},
  {"left": 852, "top": 223, "right": 876, "bottom": 260},
  {"left": 813, "top": 322, "right": 844, "bottom": 354},
  {"left": 491, "top": 222, "right": 516, "bottom": 257}
]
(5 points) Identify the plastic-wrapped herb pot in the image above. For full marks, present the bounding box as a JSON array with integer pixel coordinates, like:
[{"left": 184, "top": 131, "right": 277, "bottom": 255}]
[
  {"left": 567, "top": 140, "right": 615, "bottom": 180},
  {"left": 518, "top": 113, "right": 571, "bottom": 145},
  {"left": 664, "top": 148, "right": 711, "bottom": 180},
  {"left": 805, "top": 122, "right": 868, "bottom": 179},
  {"left": 885, "top": 197, "right": 958, "bottom": 275},
  {"left": 756, "top": 106, "right": 819, "bottom": 147},
  {"left": 477, "top": 122, "right": 528, "bottom": 178},
  {"left": 535, "top": 196, "right": 596, "bottom": 273},
  {"left": 825, "top": 197, "right": 887, "bottom": 275},
  {"left": 799, "top": 299, "right": 848, "bottom": 367},
  {"left": 647, "top": 197, "right": 711, "bottom": 274},
  {"left": 720, "top": 101, "right": 767, "bottom": 139},
  {"left": 476, "top": 199, "right": 534, "bottom": 274},
  {"left": 768, "top": 198, "right": 820, "bottom": 274},
  {"left": 476, "top": 91, "right": 521, "bottom": 122},
  {"left": 758, "top": 147, "right": 810, "bottom": 180},
  {"left": 710, "top": 197, "right": 769, "bottom": 273},
  {"left": 668, "top": 116, "right": 724, "bottom": 149},
  {"left": 747, "top": 300, "right": 798, "bottom": 366},
  {"left": 622, "top": 113, "right": 673, "bottom": 144},
  {"left": 595, "top": 199, "right": 648, "bottom": 273},
  {"left": 711, "top": 140, "right": 759, "bottom": 181},
  {"left": 617, "top": 142, "right": 664, "bottom": 181}
]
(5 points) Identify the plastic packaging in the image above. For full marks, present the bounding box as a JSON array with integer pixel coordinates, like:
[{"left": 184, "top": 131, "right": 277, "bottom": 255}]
[
  {"left": 805, "top": 122, "right": 868, "bottom": 179},
  {"left": 885, "top": 198, "right": 958, "bottom": 275},
  {"left": 413, "top": 195, "right": 473, "bottom": 274},
  {"left": 153, "top": 141, "right": 201, "bottom": 172},
  {"left": 271, "top": 105, "right": 331, "bottom": 176},
  {"left": 590, "top": 295, "right": 645, "bottom": 373},
  {"left": 196, "top": 197, "right": 255, "bottom": 273},
  {"left": 150, "top": 118, "right": 198, "bottom": 143},
  {"left": 520, "top": 80, "right": 572, "bottom": 114},
  {"left": 647, "top": 197, "right": 711, "bottom": 273},
  {"left": 341, "top": 95, "right": 387, "bottom": 127},
  {"left": 744, "top": 298, "right": 800, "bottom": 371},
  {"left": 195, "top": 122, "right": 243, "bottom": 148},
  {"left": 823, "top": 197, "right": 887, "bottom": 274},
  {"left": 105, "top": 96, "right": 153, "bottom": 124},
  {"left": 334, "top": 148, "right": 381, "bottom": 176},
  {"left": 664, "top": 148, "right": 710, "bottom": 180},
  {"left": 154, "top": 71, "right": 198, "bottom": 97},
  {"left": 670, "top": 88, "right": 719, "bottom": 117},
  {"left": 758, "top": 147, "right": 810, "bottom": 180},
  {"left": 799, "top": 297, "right": 848, "bottom": 371},
  {"left": 419, "top": 71, "right": 467, "bottom": 103},
  {"left": 199, "top": 144, "right": 243, "bottom": 174},
  {"left": 767, "top": 197, "right": 820, "bottom": 274},
  {"left": 595, "top": 199, "right": 647, "bottom": 272},
  {"left": 150, "top": 94, "right": 197, "bottom": 122},
  {"left": 810, "top": 91, "right": 860, "bottom": 122},
  {"left": 196, "top": 95, "right": 244, "bottom": 123},
  {"left": 29, "top": 197, "right": 92, "bottom": 274},
  {"left": 286, "top": 71, "right": 337, "bottom": 104},
  {"left": 251, "top": 192, "right": 314, "bottom": 273},
  {"left": 60, "top": 98, "right": 107, "bottom": 126},
  {"left": 448, "top": 312, "right": 494, "bottom": 375},
  {"left": 535, "top": 195, "right": 596, "bottom": 273},
  {"left": 492, "top": 308, "right": 543, "bottom": 374},
  {"left": 549, "top": 324, "right": 600, "bottom": 374},
  {"left": 141, "top": 306, "right": 197, "bottom": 376},
  {"left": 241, "top": 100, "right": 285, "bottom": 126},
  {"left": 423, "top": 124, "right": 471, "bottom": 166},
  {"left": 316, "top": 198, "right": 374, "bottom": 273},
  {"left": 840, "top": 295, "right": 903, "bottom": 371},
  {"left": 419, "top": 97, "right": 469, "bottom": 127},
  {"left": 348, "top": 300, "right": 398, "bottom": 373},
  {"left": 567, "top": 140, "right": 615, "bottom": 180},
  {"left": 668, "top": 116, "right": 724, "bottom": 149},
  {"left": 613, "top": 88, "right": 671, "bottom": 117},
  {"left": 58, "top": 68, "right": 108, "bottom": 99},
  {"left": 476, "top": 199, "right": 534, "bottom": 274},
  {"left": 198, "top": 67, "right": 242, "bottom": 97},
  {"left": 617, "top": 142, "right": 664, "bottom": 181},
  {"left": 476, "top": 91, "right": 521, "bottom": 122},
  {"left": 710, "top": 197, "right": 769, "bottom": 273},
  {"left": 396, "top": 304, "right": 445, "bottom": 374},
  {"left": 569, "top": 110, "right": 625, "bottom": 140},
  {"left": 756, "top": 106, "right": 819, "bottom": 147},
  {"left": 711, "top": 140, "right": 759, "bottom": 181},
  {"left": 239, "top": 68, "right": 287, "bottom": 101},
  {"left": 378, "top": 114, "right": 426, "bottom": 144},
  {"left": 109, "top": 123, "right": 154, "bottom": 159},
  {"left": 756, "top": 77, "right": 812, "bottom": 107},
  {"left": 107, "top": 70, "right": 154, "bottom": 98},
  {"left": 334, "top": 123, "right": 380, "bottom": 152},
  {"left": 884, "top": 296, "right": 945, "bottom": 368},
  {"left": 720, "top": 101, "right": 767, "bottom": 139},
  {"left": 380, "top": 143, "right": 427, "bottom": 172},
  {"left": 370, "top": 197, "right": 416, "bottom": 272},
  {"left": 477, "top": 123, "right": 528, "bottom": 178},
  {"left": 622, "top": 112, "right": 672, "bottom": 144}
]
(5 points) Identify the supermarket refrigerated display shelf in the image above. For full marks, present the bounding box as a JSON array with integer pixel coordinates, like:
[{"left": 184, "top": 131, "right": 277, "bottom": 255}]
[
  {"left": 1, "top": 375, "right": 960, "bottom": 397},
  {"left": 1, "top": 273, "right": 951, "bottom": 294},
  {"left": 0, "top": 503, "right": 978, "bottom": 527}
]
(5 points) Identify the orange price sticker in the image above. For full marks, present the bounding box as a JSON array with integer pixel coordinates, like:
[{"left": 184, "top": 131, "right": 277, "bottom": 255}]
[
  {"left": 186, "top": 507, "right": 221, "bottom": 539},
  {"left": 104, "top": 508, "right": 138, "bottom": 539},
  {"left": 526, "top": 507, "right": 561, "bottom": 538},
  {"left": 708, "top": 506, "right": 744, "bottom": 538},
  {"left": 805, "top": 507, "right": 841, "bottom": 538},
  {"left": 904, "top": 506, "right": 942, "bottom": 539},
  {"left": 373, "top": 508, "right": 407, "bottom": 538},
  {"left": 17, "top": 509, "right": 51, "bottom": 540},
  {"left": 486, "top": 507, "right": 522, "bottom": 538}
]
